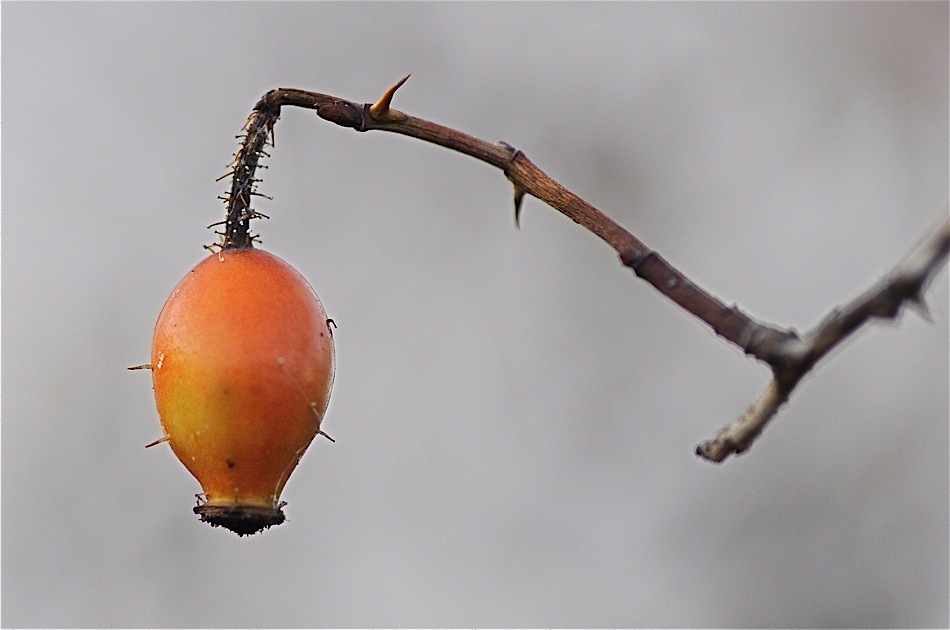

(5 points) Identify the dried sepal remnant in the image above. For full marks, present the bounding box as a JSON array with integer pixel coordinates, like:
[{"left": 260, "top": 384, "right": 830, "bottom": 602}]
[{"left": 193, "top": 502, "right": 286, "bottom": 537}]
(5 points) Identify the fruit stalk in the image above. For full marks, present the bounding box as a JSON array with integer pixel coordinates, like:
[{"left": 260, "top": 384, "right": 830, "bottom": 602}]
[
  {"left": 220, "top": 97, "right": 282, "bottom": 249},
  {"left": 146, "top": 95, "right": 335, "bottom": 536}
]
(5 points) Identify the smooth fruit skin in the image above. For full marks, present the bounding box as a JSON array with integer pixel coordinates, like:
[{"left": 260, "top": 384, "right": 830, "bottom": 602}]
[{"left": 151, "top": 248, "right": 334, "bottom": 534}]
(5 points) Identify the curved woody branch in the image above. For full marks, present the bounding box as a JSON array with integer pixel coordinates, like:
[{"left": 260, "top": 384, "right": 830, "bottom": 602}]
[{"left": 221, "top": 77, "right": 949, "bottom": 464}]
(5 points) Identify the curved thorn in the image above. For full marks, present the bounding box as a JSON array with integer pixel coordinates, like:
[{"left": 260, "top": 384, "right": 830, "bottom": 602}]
[
  {"left": 513, "top": 185, "right": 527, "bottom": 229},
  {"left": 369, "top": 74, "right": 411, "bottom": 121}
]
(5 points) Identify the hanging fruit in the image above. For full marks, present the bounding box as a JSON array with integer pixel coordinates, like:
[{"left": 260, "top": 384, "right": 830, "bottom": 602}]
[{"left": 147, "top": 247, "right": 335, "bottom": 535}]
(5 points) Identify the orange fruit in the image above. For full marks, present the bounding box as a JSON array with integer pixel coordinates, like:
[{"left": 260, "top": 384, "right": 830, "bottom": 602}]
[{"left": 150, "top": 248, "right": 335, "bottom": 535}]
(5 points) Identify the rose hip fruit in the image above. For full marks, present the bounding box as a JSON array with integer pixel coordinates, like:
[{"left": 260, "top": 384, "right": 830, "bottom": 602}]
[{"left": 150, "top": 248, "right": 335, "bottom": 535}]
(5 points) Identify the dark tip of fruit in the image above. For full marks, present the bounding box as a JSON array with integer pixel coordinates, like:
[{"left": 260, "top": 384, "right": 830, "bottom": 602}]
[{"left": 193, "top": 503, "right": 286, "bottom": 536}]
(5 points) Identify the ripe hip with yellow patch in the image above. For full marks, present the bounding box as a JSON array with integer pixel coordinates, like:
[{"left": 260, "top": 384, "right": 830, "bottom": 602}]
[{"left": 150, "top": 248, "right": 335, "bottom": 535}]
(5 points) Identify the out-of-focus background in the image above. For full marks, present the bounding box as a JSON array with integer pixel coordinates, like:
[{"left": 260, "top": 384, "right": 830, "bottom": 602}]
[{"left": 3, "top": 3, "right": 947, "bottom": 627}]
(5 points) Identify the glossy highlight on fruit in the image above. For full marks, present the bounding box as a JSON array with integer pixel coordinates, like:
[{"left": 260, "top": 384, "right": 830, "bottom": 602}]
[{"left": 150, "top": 248, "right": 335, "bottom": 536}]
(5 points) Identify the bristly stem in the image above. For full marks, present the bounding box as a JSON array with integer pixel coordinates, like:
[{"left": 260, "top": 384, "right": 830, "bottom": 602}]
[
  {"left": 219, "top": 77, "right": 949, "bottom": 462},
  {"left": 220, "top": 97, "right": 281, "bottom": 249}
]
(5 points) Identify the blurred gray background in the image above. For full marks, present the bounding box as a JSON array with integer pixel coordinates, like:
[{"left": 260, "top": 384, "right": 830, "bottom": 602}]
[{"left": 3, "top": 2, "right": 947, "bottom": 627}]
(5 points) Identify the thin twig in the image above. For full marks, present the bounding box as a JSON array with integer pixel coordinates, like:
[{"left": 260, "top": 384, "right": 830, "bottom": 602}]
[
  {"left": 221, "top": 77, "right": 949, "bottom": 464},
  {"left": 697, "top": 215, "right": 950, "bottom": 462}
]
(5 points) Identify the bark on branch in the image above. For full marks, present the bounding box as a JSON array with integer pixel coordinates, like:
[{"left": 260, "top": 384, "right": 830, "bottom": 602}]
[
  {"left": 220, "top": 76, "right": 949, "bottom": 464},
  {"left": 696, "top": 215, "right": 949, "bottom": 461}
]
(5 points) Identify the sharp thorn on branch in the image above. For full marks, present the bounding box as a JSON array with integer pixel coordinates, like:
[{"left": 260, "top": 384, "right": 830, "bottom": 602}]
[
  {"left": 513, "top": 185, "right": 527, "bottom": 229},
  {"left": 907, "top": 294, "right": 933, "bottom": 322},
  {"left": 369, "top": 74, "right": 412, "bottom": 121}
]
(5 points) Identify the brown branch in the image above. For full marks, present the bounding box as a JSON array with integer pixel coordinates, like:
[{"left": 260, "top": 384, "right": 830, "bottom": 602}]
[
  {"left": 697, "top": 215, "right": 949, "bottom": 462},
  {"left": 221, "top": 77, "right": 949, "bottom": 463}
]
